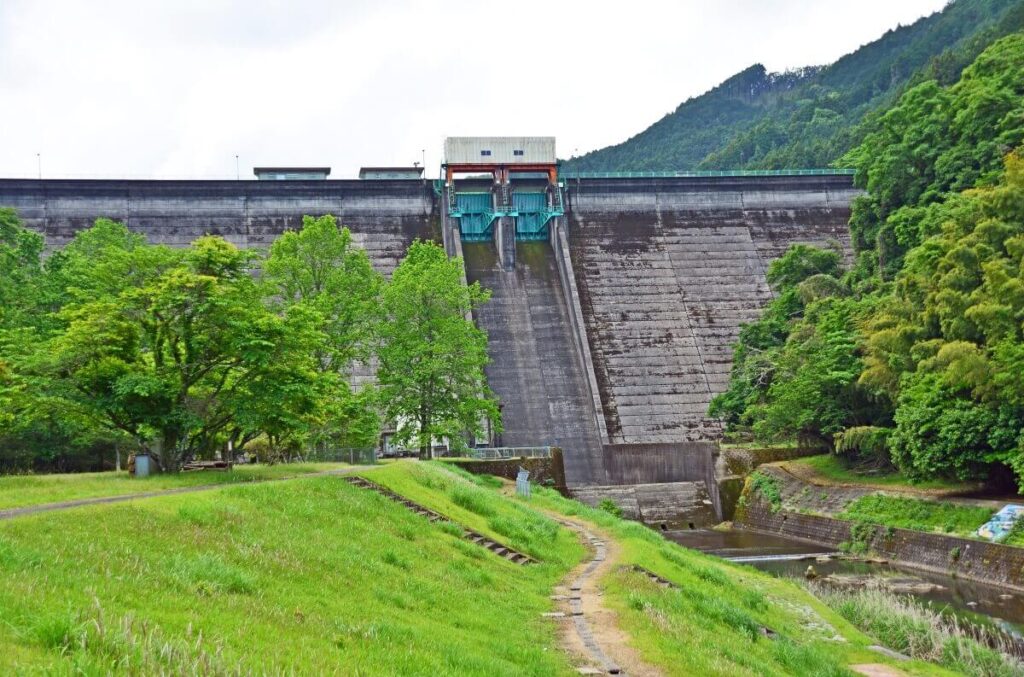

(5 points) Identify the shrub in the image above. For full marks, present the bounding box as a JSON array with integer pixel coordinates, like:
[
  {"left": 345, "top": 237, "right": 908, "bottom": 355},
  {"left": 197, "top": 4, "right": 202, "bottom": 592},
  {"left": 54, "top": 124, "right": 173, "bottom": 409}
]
[
  {"left": 747, "top": 472, "right": 783, "bottom": 512},
  {"left": 834, "top": 426, "right": 893, "bottom": 467},
  {"left": 597, "top": 498, "right": 622, "bottom": 518}
]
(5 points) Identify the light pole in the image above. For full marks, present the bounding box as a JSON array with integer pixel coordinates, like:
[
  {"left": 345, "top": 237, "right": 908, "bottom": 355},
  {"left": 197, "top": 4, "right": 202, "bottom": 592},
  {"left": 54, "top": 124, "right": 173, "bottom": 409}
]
[
  {"left": 235, "top": 155, "right": 239, "bottom": 180},
  {"left": 36, "top": 153, "right": 41, "bottom": 179}
]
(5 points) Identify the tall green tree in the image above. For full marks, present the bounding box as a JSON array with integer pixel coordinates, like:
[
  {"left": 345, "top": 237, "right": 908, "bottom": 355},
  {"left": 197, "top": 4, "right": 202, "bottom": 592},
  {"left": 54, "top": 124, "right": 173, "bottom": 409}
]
[
  {"left": 263, "top": 215, "right": 384, "bottom": 449},
  {"left": 713, "top": 34, "right": 1024, "bottom": 486},
  {"left": 264, "top": 215, "right": 382, "bottom": 372},
  {"left": 377, "top": 241, "right": 498, "bottom": 458},
  {"left": 50, "top": 233, "right": 320, "bottom": 470}
]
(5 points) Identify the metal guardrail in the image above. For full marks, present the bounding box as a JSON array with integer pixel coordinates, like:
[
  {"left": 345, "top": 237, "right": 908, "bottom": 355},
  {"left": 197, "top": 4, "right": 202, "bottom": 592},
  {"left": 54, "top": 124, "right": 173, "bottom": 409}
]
[
  {"left": 560, "top": 168, "right": 856, "bottom": 179},
  {"left": 302, "top": 447, "right": 378, "bottom": 464},
  {"left": 469, "top": 446, "right": 553, "bottom": 460}
]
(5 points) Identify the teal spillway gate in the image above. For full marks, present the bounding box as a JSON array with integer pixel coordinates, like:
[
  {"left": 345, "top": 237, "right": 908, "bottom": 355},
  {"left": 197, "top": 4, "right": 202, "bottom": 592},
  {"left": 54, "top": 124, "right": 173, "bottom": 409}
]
[
  {"left": 450, "top": 187, "right": 565, "bottom": 243},
  {"left": 454, "top": 192, "right": 495, "bottom": 242},
  {"left": 513, "top": 192, "right": 548, "bottom": 241}
]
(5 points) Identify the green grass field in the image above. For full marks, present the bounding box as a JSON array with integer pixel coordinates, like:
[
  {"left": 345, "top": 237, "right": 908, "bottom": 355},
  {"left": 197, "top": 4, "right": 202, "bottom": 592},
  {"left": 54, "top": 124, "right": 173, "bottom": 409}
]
[
  {"left": 0, "top": 461, "right": 947, "bottom": 675},
  {"left": 839, "top": 494, "right": 995, "bottom": 538},
  {"left": 0, "top": 463, "right": 346, "bottom": 510}
]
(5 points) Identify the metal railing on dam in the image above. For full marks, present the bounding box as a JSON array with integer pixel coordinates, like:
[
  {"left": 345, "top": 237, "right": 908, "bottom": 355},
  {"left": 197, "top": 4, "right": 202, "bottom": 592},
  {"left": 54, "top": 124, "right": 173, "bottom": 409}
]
[
  {"left": 468, "top": 447, "right": 554, "bottom": 460},
  {"left": 560, "top": 168, "right": 856, "bottom": 179}
]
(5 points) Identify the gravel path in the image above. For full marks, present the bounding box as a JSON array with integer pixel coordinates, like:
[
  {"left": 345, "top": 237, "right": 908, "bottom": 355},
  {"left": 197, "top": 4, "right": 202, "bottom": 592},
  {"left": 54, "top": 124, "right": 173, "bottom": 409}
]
[{"left": 550, "top": 518, "right": 664, "bottom": 676}]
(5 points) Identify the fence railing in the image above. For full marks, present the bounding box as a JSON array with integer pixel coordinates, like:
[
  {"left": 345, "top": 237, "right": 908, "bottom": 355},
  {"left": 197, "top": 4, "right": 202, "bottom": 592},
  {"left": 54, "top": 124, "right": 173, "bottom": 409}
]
[
  {"left": 300, "top": 447, "right": 378, "bottom": 465},
  {"left": 469, "top": 446, "right": 553, "bottom": 460},
  {"left": 560, "top": 168, "right": 856, "bottom": 179}
]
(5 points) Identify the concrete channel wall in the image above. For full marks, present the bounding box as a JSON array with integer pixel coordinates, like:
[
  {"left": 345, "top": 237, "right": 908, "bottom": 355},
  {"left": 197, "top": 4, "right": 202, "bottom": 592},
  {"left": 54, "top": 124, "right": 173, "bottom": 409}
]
[
  {"left": 461, "top": 240, "right": 605, "bottom": 486},
  {"left": 738, "top": 498, "right": 1024, "bottom": 591},
  {"left": 550, "top": 218, "right": 610, "bottom": 446}
]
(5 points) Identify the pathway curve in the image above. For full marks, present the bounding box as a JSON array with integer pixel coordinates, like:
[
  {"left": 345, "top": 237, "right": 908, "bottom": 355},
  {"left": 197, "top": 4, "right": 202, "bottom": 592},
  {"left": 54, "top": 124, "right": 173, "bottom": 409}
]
[
  {"left": 0, "top": 466, "right": 370, "bottom": 521},
  {"left": 550, "top": 517, "right": 664, "bottom": 677}
]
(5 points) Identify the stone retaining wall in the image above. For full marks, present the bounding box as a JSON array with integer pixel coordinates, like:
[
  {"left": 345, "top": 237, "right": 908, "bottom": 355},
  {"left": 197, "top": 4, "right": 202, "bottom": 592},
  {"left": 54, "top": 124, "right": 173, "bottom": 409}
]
[
  {"left": 738, "top": 493, "right": 1024, "bottom": 591},
  {"left": 715, "top": 447, "right": 825, "bottom": 519}
]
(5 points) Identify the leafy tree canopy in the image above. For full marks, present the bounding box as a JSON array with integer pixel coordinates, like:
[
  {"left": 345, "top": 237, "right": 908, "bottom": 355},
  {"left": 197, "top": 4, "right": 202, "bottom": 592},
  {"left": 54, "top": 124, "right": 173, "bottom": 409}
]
[{"left": 712, "top": 33, "right": 1024, "bottom": 487}]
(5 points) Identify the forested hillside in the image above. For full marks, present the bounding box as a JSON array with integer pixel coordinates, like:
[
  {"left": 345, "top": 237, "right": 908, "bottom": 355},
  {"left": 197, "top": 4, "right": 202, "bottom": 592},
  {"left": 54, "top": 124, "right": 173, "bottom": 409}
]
[
  {"left": 710, "top": 33, "right": 1024, "bottom": 487},
  {"left": 565, "top": 0, "right": 1024, "bottom": 172}
]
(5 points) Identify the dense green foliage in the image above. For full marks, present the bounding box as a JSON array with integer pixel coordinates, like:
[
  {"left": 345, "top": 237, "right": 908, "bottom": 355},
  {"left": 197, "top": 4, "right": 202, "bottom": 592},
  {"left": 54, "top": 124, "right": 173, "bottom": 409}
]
[
  {"left": 566, "top": 0, "right": 1024, "bottom": 172},
  {"left": 0, "top": 216, "right": 497, "bottom": 472},
  {"left": 711, "top": 33, "right": 1024, "bottom": 487},
  {"left": 377, "top": 241, "right": 499, "bottom": 458}
]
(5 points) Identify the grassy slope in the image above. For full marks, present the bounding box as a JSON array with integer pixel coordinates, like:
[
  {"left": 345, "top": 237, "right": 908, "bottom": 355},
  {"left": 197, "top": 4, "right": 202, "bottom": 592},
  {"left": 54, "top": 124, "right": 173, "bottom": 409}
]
[
  {"left": 368, "top": 462, "right": 947, "bottom": 676},
  {"left": 0, "top": 463, "right": 345, "bottom": 510},
  {"left": 840, "top": 495, "right": 995, "bottom": 538},
  {"left": 0, "top": 466, "right": 582, "bottom": 674},
  {"left": 0, "top": 461, "right": 946, "bottom": 675},
  {"left": 777, "top": 457, "right": 998, "bottom": 538},
  {"left": 782, "top": 455, "right": 978, "bottom": 492}
]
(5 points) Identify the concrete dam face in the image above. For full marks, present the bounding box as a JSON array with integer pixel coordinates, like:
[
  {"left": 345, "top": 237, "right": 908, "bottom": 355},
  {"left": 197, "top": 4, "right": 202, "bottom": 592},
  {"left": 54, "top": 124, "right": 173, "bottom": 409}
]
[
  {"left": 566, "top": 176, "right": 857, "bottom": 447},
  {"left": 0, "top": 174, "right": 858, "bottom": 510}
]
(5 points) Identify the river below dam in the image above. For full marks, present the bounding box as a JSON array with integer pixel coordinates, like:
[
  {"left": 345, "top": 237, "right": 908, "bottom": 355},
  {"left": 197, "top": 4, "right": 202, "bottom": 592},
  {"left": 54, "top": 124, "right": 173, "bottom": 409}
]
[{"left": 665, "top": 527, "right": 1024, "bottom": 640}]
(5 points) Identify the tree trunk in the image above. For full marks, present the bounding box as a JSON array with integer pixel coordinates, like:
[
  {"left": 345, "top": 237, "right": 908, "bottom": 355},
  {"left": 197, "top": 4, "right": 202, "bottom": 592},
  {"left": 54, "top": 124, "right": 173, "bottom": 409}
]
[
  {"left": 159, "top": 433, "right": 181, "bottom": 473},
  {"left": 418, "top": 406, "right": 430, "bottom": 460}
]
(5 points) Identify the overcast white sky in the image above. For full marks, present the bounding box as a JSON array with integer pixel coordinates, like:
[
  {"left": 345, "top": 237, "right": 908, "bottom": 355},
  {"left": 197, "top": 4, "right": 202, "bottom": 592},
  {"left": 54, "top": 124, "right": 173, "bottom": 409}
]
[{"left": 0, "top": 0, "right": 948, "bottom": 179}]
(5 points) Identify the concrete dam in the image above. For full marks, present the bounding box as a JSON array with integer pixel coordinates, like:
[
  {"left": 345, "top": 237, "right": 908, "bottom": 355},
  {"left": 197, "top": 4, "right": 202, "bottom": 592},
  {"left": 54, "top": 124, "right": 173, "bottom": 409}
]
[{"left": 0, "top": 170, "right": 859, "bottom": 524}]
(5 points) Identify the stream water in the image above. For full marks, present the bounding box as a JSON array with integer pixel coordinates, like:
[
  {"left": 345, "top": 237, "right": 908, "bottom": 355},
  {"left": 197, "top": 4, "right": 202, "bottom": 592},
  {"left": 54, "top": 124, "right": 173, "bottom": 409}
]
[{"left": 665, "top": 528, "right": 1024, "bottom": 639}]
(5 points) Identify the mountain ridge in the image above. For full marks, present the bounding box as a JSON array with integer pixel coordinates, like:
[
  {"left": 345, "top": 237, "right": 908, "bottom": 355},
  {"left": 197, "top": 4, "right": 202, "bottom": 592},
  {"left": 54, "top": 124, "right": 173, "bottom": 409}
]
[{"left": 565, "top": 0, "right": 1024, "bottom": 172}]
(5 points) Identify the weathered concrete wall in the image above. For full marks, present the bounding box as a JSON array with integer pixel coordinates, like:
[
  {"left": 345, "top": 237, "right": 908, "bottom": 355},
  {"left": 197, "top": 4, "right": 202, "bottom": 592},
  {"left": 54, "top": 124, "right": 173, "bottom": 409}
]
[
  {"left": 602, "top": 441, "right": 717, "bottom": 484},
  {"left": 601, "top": 441, "right": 721, "bottom": 520},
  {"left": 738, "top": 497, "right": 1024, "bottom": 591},
  {"left": 566, "top": 175, "right": 858, "bottom": 445},
  {"left": 550, "top": 218, "right": 610, "bottom": 447},
  {"left": 0, "top": 178, "right": 435, "bottom": 277},
  {"left": 441, "top": 453, "right": 566, "bottom": 490},
  {"left": 571, "top": 481, "right": 718, "bottom": 529},
  {"left": 4, "top": 175, "right": 859, "bottom": 492}
]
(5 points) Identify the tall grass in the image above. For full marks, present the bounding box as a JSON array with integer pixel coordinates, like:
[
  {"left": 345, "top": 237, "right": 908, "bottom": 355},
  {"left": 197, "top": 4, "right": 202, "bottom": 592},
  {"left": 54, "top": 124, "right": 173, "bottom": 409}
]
[
  {"left": 814, "top": 583, "right": 1024, "bottom": 676},
  {"left": 36, "top": 598, "right": 241, "bottom": 674},
  {"left": 839, "top": 494, "right": 994, "bottom": 536}
]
